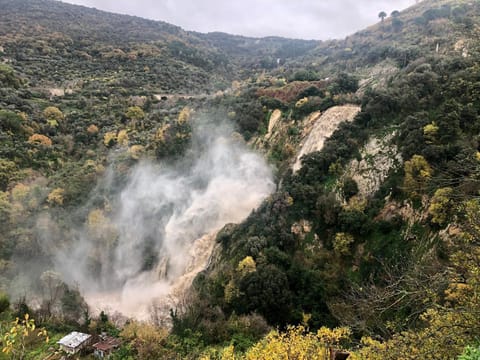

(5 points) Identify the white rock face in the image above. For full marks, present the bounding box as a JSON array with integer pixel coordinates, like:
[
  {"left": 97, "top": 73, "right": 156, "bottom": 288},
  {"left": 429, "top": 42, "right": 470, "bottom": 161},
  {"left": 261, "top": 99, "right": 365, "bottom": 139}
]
[
  {"left": 267, "top": 109, "right": 282, "bottom": 137},
  {"left": 454, "top": 39, "right": 469, "bottom": 58},
  {"left": 293, "top": 105, "right": 361, "bottom": 172},
  {"left": 344, "top": 132, "right": 402, "bottom": 198},
  {"left": 48, "top": 88, "right": 65, "bottom": 98},
  {"left": 357, "top": 60, "right": 399, "bottom": 97}
]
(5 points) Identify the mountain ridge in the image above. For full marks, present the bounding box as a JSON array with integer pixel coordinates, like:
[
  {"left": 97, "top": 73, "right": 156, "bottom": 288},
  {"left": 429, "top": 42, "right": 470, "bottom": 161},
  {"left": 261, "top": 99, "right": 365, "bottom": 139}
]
[{"left": 1, "top": 0, "right": 480, "bottom": 358}]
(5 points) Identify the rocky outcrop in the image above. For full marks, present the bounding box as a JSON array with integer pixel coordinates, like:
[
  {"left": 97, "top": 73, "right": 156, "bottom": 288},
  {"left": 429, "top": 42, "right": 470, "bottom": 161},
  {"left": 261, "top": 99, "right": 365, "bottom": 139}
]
[
  {"left": 356, "top": 60, "right": 399, "bottom": 96},
  {"left": 266, "top": 109, "right": 282, "bottom": 137},
  {"left": 293, "top": 105, "right": 361, "bottom": 172},
  {"left": 343, "top": 132, "right": 402, "bottom": 198}
]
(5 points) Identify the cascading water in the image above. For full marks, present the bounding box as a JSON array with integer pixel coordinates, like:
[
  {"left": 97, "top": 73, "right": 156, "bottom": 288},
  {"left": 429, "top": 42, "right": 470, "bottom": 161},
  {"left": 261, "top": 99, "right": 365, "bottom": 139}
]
[{"left": 52, "top": 118, "right": 275, "bottom": 321}]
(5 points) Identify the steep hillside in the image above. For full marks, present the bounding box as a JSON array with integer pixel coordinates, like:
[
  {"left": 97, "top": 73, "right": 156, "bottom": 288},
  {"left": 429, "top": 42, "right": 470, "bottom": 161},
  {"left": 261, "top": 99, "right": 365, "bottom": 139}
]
[
  {"left": 1, "top": 0, "right": 480, "bottom": 359},
  {"left": 178, "top": 0, "right": 480, "bottom": 358}
]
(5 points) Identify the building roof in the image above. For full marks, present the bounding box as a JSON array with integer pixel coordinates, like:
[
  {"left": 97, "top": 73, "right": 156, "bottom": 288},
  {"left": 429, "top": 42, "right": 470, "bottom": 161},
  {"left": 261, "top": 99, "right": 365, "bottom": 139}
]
[
  {"left": 57, "top": 331, "right": 92, "bottom": 349},
  {"left": 93, "top": 336, "right": 122, "bottom": 352}
]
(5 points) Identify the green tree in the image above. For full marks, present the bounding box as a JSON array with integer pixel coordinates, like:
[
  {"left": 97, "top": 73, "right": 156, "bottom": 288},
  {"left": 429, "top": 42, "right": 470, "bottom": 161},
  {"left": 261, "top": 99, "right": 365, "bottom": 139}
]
[
  {"left": 43, "top": 106, "right": 64, "bottom": 127},
  {"left": 428, "top": 187, "right": 453, "bottom": 225},
  {"left": 0, "top": 191, "right": 11, "bottom": 224},
  {"left": 378, "top": 11, "right": 387, "bottom": 22},
  {"left": 0, "top": 64, "right": 20, "bottom": 88},
  {"left": 391, "top": 10, "right": 400, "bottom": 17},
  {"left": 126, "top": 106, "right": 145, "bottom": 129},
  {"left": 0, "top": 292, "right": 10, "bottom": 313},
  {"left": 333, "top": 233, "right": 355, "bottom": 255},
  {"left": 0, "top": 159, "right": 17, "bottom": 191},
  {"left": 0, "top": 110, "right": 25, "bottom": 134},
  {"left": 341, "top": 177, "right": 359, "bottom": 201},
  {"left": 403, "top": 155, "right": 432, "bottom": 199},
  {"left": 392, "top": 18, "right": 404, "bottom": 32},
  {"left": 423, "top": 122, "right": 439, "bottom": 144},
  {"left": 237, "top": 264, "right": 293, "bottom": 326}
]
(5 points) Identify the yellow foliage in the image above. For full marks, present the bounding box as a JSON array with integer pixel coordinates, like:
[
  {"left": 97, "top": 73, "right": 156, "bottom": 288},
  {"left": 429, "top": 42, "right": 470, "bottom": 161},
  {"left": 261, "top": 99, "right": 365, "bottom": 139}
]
[
  {"left": 117, "top": 129, "right": 129, "bottom": 146},
  {"left": 354, "top": 197, "right": 480, "bottom": 359},
  {"left": 47, "top": 188, "right": 65, "bottom": 206},
  {"left": 87, "top": 209, "right": 107, "bottom": 228},
  {"left": 18, "top": 112, "right": 28, "bottom": 121},
  {"left": 83, "top": 159, "right": 97, "bottom": 170},
  {"left": 220, "top": 345, "right": 236, "bottom": 360},
  {"left": 47, "top": 119, "right": 58, "bottom": 127},
  {"left": 28, "top": 133, "right": 52, "bottom": 147},
  {"left": 155, "top": 124, "right": 170, "bottom": 142},
  {"left": 302, "top": 313, "right": 312, "bottom": 327},
  {"left": 237, "top": 256, "right": 256, "bottom": 277},
  {"left": 121, "top": 321, "right": 168, "bottom": 341},
  {"left": 244, "top": 325, "right": 348, "bottom": 360},
  {"left": 224, "top": 280, "right": 239, "bottom": 304},
  {"left": 83, "top": 160, "right": 105, "bottom": 176},
  {"left": 128, "top": 145, "right": 145, "bottom": 160},
  {"left": 286, "top": 195, "right": 294, "bottom": 206},
  {"left": 103, "top": 131, "right": 117, "bottom": 147},
  {"left": 423, "top": 122, "right": 438, "bottom": 144},
  {"left": 246, "top": 327, "right": 322, "bottom": 360},
  {"left": 444, "top": 282, "right": 472, "bottom": 304},
  {"left": 295, "top": 97, "right": 308, "bottom": 108},
  {"left": 355, "top": 305, "right": 475, "bottom": 359},
  {"left": 125, "top": 106, "right": 144, "bottom": 120},
  {"left": 43, "top": 106, "right": 64, "bottom": 122},
  {"left": 2, "top": 314, "right": 48, "bottom": 357},
  {"left": 175, "top": 131, "right": 189, "bottom": 139},
  {"left": 0, "top": 191, "right": 12, "bottom": 221},
  {"left": 333, "top": 233, "right": 354, "bottom": 255},
  {"left": 351, "top": 337, "right": 387, "bottom": 360},
  {"left": 121, "top": 321, "right": 169, "bottom": 359},
  {"left": 344, "top": 195, "right": 367, "bottom": 212},
  {"left": 461, "top": 199, "right": 480, "bottom": 241},
  {"left": 428, "top": 187, "right": 453, "bottom": 225},
  {"left": 316, "top": 326, "right": 351, "bottom": 347},
  {"left": 87, "top": 208, "right": 117, "bottom": 245},
  {"left": 403, "top": 154, "right": 432, "bottom": 198},
  {"left": 11, "top": 183, "right": 30, "bottom": 203},
  {"left": 178, "top": 106, "right": 192, "bottom": 124}
]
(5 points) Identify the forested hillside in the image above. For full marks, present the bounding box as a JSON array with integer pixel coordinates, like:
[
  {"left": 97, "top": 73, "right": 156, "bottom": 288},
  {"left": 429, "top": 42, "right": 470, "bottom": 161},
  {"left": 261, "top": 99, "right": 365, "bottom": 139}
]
[{"left": 1, "top": 0, "right": 480, "bottom": 359}]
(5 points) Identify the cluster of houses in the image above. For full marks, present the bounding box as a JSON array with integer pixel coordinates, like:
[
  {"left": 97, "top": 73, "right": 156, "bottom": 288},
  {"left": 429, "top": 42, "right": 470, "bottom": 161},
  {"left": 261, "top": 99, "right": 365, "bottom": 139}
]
[{"left": 57, "top": 331, "right": 122, "bottom": 358}]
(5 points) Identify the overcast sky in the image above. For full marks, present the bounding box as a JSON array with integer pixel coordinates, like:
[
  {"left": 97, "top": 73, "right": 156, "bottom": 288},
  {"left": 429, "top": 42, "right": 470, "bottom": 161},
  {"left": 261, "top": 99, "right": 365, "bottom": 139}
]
[{"left": 62, "top": 0, "right": 416, "bottom": 40}]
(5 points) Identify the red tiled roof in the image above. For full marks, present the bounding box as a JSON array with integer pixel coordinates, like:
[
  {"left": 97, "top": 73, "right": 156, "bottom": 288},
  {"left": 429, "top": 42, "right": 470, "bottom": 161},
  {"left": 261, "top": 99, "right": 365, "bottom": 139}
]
[{"left": 93, "top": 337, "right": 122, "bottom": 352}]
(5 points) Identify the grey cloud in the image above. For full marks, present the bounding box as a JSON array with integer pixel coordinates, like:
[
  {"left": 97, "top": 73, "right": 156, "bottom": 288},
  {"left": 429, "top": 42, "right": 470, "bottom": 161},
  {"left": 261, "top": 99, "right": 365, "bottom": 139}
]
[{"left": 63, "top": 0, "right": 416, "bottom": 39}]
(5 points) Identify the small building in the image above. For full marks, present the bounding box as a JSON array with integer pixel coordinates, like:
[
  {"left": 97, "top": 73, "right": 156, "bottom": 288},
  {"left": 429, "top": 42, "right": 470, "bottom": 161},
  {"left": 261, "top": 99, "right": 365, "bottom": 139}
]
[
  {"left": 93, "top": 335, "right": 122, "bottom": 358},
  {"left": 57, "top": 331, "right": 93, "bottom": 355}
]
